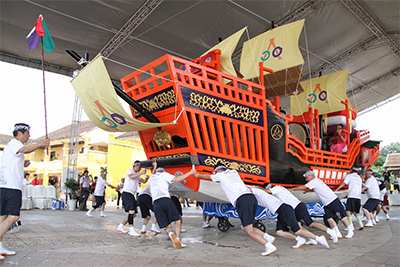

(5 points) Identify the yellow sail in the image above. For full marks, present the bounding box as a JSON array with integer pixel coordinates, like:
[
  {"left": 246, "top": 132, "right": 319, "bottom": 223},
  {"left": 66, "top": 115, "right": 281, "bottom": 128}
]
[
  {"left": 71, "top": 55, "right": 171, "bottom": 132},
  {"left": 290, "top": 69, "right": 351, "bottom": 116},
  {"left": 201, "top": 27, "right": 246, "bottom": 77},
  {"left": 240, "top": 19, "right": 305, "bottom": 80}
]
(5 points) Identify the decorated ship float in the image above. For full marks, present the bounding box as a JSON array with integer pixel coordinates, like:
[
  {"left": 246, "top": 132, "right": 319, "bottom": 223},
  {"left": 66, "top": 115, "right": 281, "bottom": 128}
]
[{"left": 71, "top": 19, "right": 380, "bottom": 230}]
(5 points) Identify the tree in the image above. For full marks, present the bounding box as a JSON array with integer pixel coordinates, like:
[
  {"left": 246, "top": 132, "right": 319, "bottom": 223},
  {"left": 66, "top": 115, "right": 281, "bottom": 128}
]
[
  {"left": 372, "top": 142, "right": 400, "bottom": 178},
  {"left": 380, "top": 142, "right": 400, "bottom": 158}
]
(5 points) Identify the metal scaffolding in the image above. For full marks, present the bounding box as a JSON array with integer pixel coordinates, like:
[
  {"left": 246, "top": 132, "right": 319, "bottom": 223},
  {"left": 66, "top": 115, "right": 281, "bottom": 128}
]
[
  {"left": 65, "top": 93, "right": 83, "bottom": 205},
  {"left": 99, "top": 0, "right": 164, "bottom": 58}
]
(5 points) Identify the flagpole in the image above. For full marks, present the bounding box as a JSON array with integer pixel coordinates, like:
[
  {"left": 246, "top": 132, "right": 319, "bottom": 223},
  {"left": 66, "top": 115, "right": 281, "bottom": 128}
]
[{"left": 41, "top": 37, "right": 49, "bottom": 155}]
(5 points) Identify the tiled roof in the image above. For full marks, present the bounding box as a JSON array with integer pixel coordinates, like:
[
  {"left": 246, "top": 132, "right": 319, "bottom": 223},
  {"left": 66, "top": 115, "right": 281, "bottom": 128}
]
[
  {"left": 0, "top": 134, "right": 13, "bottom": 146},
  {"left": 116, "top": 131, "right": 139, "bottom": 140},
  {"left": 384, "top": 153, "right": 400, "bottom": 167},
  {"left": 33, "top": 120, "right": 97, "bottom": 142}
]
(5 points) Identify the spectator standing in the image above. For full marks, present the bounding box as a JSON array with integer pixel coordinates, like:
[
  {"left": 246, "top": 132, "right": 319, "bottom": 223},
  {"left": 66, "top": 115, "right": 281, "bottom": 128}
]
[
  {"left": 31, "top": 174, "right": 40, "bottom": 186},
  {"left": 23, "top": 173, "right": 31, "bottom": 186},
  {"left": 392, "top": 175, "right": 399, "bottom": 192},
  {"left": 116, "top": 178, "right": 124, "bottom": 209},
  {"left": 0, "top": 123, "right": 49, "bottom": 261},
  {"left": 79, "top": 170, "right": 92, "bottom": 211}
]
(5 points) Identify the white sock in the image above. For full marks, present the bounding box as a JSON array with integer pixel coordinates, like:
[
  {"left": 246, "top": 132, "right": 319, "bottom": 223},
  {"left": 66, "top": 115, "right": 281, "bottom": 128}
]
[
  {"left": 152, "top": 223, "right": 157, "bottom": 228},
  {"left": 0, "top": 242, "right": 2, "bottom": 248},
  {"left": 347, "top": 228, "right": 352, "bottom": 235},
  {"left": 142, "top": 225, "right": 147, "bottom": 231}
]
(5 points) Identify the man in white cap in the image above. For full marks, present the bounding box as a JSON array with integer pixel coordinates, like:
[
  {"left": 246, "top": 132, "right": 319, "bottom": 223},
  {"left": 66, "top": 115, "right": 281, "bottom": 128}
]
[
  {"left": 335, "top": 167, "right": 364, "bottom": 231},
  {"left": 293, "top": 169, "right": 353, "bottom": 239},
  {"left": 362, "top": 170, "right": 381, "bottom": 227},
  {"left": 195, "top": 163, "right": 277, "bottom": 256},
  {"left": 116, "top": 160, "right": 149, "bottom": 237},
  {"left": 250, "top": 186, "right": 330, "bottom": 250},
  {"left": 86, "top": 171, "right": 116, "bottom": 218},
  {"left": 0, "top": 123, "right": 50, "bottom": 261},
  {"left": 263, "top": 183, "right": 338, "bottom": 245},
  {"left": 150, "top": 161, "right": 195, "bottom": 249}
]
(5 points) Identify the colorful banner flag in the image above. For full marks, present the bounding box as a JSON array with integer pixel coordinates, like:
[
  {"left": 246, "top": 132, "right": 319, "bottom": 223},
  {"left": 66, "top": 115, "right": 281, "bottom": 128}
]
[
  {"left": 240, "top": 19, "right": 305, "bottom": 80},
  {"left": 201, "top": 27, "right": 246, "bottom": 77},
  {"left": 26, "top": 14, "right": 55, "bottom": 53},
  {"left": 71, "top": 55, "right": 172, "bottom": 132},
  {"left": 290, "top": 69, "right": 351, "bottom": 116}
]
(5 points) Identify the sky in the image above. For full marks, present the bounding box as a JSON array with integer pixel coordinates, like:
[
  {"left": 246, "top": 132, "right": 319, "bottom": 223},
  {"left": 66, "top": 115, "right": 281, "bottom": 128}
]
[{"left": 0, "top": 61, "right": 399, "bottom": 148}]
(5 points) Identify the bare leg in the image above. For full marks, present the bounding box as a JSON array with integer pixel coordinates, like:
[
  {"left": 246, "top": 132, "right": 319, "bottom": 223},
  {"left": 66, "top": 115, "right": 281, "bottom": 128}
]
[
  {"left": 309, "top": 221, "right": 327, "bottom": 232},
  {"left": 327, "top": 218, "right": 338, "bottom": 229},
  {"left": 0, "top": 215, "right": 19, "bottom": 242},
  {"left": 143, "top": 215, "right": 151, "bottom": 226},
  {"left": 362, "top": 208, "right": 372, "bottom": 220},
  {"left": 295, "top": 228, "right": 316, "bottom": 240},
  {"left": 242, "top": 224, "right": 267, "bottom": 246},
  {"left": 121, "top": 215, "right": 128, "bottom": 225},
  {"left": 174, "top": 219, "right": 181, "bottom": 238}
]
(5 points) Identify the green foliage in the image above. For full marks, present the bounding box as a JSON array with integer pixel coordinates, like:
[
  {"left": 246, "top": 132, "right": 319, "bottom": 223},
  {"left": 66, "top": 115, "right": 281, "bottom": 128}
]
[
  {"left": 380, "top": 142, "right": 400, "bottom": 158},
  {"left": 64, "top": 178, "right": 80, "bottom": 199}
]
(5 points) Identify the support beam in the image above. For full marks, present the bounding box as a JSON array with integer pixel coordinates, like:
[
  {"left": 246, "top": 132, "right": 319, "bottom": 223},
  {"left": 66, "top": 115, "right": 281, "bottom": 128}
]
[
  {"left": 306, "top": 36, "right": 379, "bottom": 79},
  {"left": 347, "top": 67, "right": 400, "bottom": 98},
  {"left": 358, "top": 93, "right": 400, "bottom": 115},
  {"left": 99, "top": 0, "right": 163, "bottom": 58},
  {"left": 0, "top": 51, "right": 75, "bottom": 77},
  {"left": 341, "top": 0, "right": 400, "bottom": 58}
]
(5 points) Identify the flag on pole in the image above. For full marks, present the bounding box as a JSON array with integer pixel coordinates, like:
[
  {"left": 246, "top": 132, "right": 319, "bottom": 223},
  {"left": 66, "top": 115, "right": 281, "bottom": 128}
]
[{"left": 26, "top": 14, "right": 55, "bottom": 53}]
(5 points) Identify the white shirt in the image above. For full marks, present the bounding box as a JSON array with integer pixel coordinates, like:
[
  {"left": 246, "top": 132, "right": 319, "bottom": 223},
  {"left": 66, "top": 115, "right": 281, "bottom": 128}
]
[
  {"left": 80, "top": 175, "right": 91, "bottom": 188},
  {"left": 343, "top": 172, "right": 362, "bottom": 199},
  {"left": 210, "top": 169, "right": 251, "bottom": 206},
  {"left": 364, "top": 176, "right": 380, "bottom": 199},
  {"left": 0, "top": 139, "right": 25, "bottom": 190},
  {"left": 23, "top": 178, "right": 32, "bottom": 185},
  {"left": 139, "top": 183, "right": 152, "bottom": 197},
  {"left": 252, "top": 187, "right": 282, "bottom": 214},
  {"left": 94, "top": 176, "right": 109, "bottom": 196},
  {"left": 270, "top": 185, "right": 301, "bottom": 209},
  {"left": 305, "top": 177, "right": 338, "bottom": 206},
  {"left": 379, "top": 185, "right": 387, "bottom": 201},
  {"left": 150, "top": 171, "right": 175, "bottom": 201},
  {"left": 122, "top": 168, "right": 140, "bottom": 195}
]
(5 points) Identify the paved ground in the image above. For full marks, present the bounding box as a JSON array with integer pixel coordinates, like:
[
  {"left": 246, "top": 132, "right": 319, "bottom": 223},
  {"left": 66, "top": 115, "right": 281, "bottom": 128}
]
[{"left": 1, "top": 201, "right": 399, "bottom": 267}]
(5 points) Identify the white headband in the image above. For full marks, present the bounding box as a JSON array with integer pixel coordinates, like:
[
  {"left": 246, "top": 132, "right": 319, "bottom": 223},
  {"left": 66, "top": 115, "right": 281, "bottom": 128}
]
[
  {"left": 133, "top": 162, "right": 141, "bottom": 166},
  {"left": 14, "top": 124, "right": 30, "bottom": 132},
  {"left": 352, "top": 167, "right": 361, "bottom": 172},
  {"left": 214, "top": 165, "right": 226, "bottom": 174},
  {"left": 156, "top": 167, "right": 165, "bottom": 172},
  {"left": 303, "top": 172, "right": 314, "bottom": 177}
]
